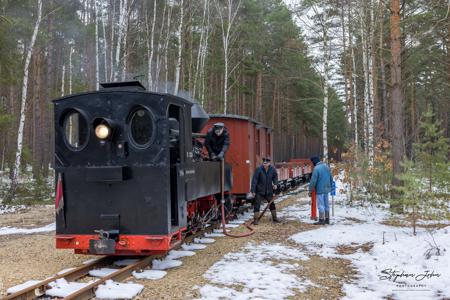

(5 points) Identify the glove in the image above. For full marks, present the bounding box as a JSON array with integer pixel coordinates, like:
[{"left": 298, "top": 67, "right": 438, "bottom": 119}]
[
  {"left": 217, "top": 152, "right": 224, "bottom": 160},
  {"left": 211, "top": 155, "right": 217, "bottom": 161},
  {"left": 273, "top": 185, "right": 277, "bottom": 190},
  {"left": 308, "top": 191, "right": 312, "bottom": 197}
]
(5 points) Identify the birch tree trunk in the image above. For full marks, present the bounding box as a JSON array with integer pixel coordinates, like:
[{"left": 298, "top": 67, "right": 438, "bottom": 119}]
[
  {"left": 61, "top": 64, "right": 65, "bottom": 96},
  {"left": 348, "top": 3, "right": 358, "bottom": 149},
  {"left": 368, "top": 0, "right": 377, "bottom": 166},
  {"left": 193, "top": 0, "right": 208, "bottom": 99},
  {"left": 199, "top": 1, "right": 211, "bottom": 105},
  {"left": 101, "top": 1, "right": 108, "bottom": 82},
  {"left": 379, "top": 4, "right": 388, "bottom": 138},
  {"left": 109, "top": 0, "right": 115, "bottom": 81},
  {"left": 69, "top": 45, "right": 73, "bottom": 94},
  {"left": 121, "top": 2, "right": 130, "bottom": 81},
  {"left": 174, "top": 0, "right": 184, "bottom": 95},
  {"left": 216, "top": 0, "right": 241, "bottom": 114},
  {"left": 155, "top": 1, "right": 167, "bottom": 92},
  {"left": 147, "top": 0, "right": 157, "bottom": 90},
  {"left": 360, "top": 4, "right": 370, "bottom": 155},
  {"left": 94, "top": 0, "right": 99, "bottom": 90},
  {"left": 340, "top": 0, "right": 351, "bottom": 128},
  {"left": 9, "top": 0, "right": 43, "bottom": 200},
  {"left": 164, "top": 4, "right": 173, "bottom": 93},
  {"left": 322, "top": 29, "right": 330, "bottom": 163},
  {"left": 114, "top": 0, "right": 126, "bottom": 81}
]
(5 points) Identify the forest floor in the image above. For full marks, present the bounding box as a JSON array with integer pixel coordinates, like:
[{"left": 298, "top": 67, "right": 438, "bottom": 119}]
[{"left": 0, "top": 189, "right": 449, "bottom": 299}]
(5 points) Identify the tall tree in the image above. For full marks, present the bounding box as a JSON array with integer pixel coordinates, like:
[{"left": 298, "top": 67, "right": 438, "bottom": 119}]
[
  {"left": 174, "top": 0, "right": 184, "bottom": 95},
  {"left": 9, "top": 0, "right": 43, "bottom": 199},
  {"left": 215, "top": 0, "right": 241, "bottom": 114},
  {"left": 390, "top": 0, "right": 405, "bottom": 187},
  {"left": 146, "top": 0, "right": 157, "bottom": 90}
]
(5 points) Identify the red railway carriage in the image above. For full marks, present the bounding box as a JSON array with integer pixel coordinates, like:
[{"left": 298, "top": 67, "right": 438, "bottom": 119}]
[
  {"left": 202, "top": 114, "right": 273, "bottom": 198},
  {"left": 289, "top": 158, "right": 313, "bottom": 180}
]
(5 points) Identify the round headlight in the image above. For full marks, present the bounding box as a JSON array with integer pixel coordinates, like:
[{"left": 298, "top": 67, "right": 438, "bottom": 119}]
[{"left": 95, "top": 124, "right": 110, "bottom": 140}]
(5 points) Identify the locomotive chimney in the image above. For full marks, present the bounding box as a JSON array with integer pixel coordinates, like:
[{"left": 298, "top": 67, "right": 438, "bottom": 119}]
[{"left": 190, "top": 100, "right": 209, "bottom": 133}]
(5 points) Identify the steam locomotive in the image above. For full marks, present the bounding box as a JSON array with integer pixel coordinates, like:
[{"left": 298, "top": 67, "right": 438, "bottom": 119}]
[{"left": 53, "top": 81, "right": 312, "bottom": 255}]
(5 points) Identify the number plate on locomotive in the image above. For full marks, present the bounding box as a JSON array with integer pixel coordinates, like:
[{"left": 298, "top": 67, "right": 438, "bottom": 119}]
[{"left": 89, "top": 239, "right": 116, "bottom": 254}]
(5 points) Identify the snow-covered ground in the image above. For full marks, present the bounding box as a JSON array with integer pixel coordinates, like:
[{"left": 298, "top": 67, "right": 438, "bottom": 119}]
[
  {"left": 0, "top": 205, "right": 26, "bottom": 215},
  {"left": 196, "top": 178, "right": 450, "bottom": 300},
  {"left": 196, "top": 242, "right": 312, "bottom": 299},
  {"left": 0, "top": 222, "right": 55, "bottom": 235},
  {"left": 288, "top": 203, "right": 449, "bottom": 299}
]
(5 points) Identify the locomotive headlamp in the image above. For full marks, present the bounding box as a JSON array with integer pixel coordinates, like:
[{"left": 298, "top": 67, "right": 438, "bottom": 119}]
[{"left": 95, "top": 124, "right": 111, "bottom": 140}]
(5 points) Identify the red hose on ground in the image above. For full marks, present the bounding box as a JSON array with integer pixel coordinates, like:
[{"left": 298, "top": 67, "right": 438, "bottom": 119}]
[{"left": 220, "top": 200, "right": 255, "bottom": 237}]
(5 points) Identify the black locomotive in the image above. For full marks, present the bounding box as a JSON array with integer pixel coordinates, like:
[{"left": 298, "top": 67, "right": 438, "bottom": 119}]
[{"left": 54, "top": 81, "right": 231, "bottom": 255}]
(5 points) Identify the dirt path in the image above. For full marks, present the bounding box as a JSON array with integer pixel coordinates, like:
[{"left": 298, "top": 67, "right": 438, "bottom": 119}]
[{"left": 0, "top": 195, "right": 356, "bottom": 299}]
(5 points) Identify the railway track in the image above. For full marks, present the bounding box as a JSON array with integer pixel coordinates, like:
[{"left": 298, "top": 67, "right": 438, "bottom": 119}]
[
  {"left": 2, "top": 185, "right": 308, "bottom": 300},
  {"left": 1, "top": 215, "right": 232, "bottom": 300}
]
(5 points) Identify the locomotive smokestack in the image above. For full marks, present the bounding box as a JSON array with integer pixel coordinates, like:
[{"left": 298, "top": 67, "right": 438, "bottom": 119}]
[{"left": 191, "top": 100, "right": 209, "bottom": 133}]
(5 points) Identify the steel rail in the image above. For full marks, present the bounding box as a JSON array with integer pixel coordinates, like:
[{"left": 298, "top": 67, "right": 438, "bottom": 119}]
[
  {"left": 62, "top": 256, "right": 154, "bottom": 300},
  {"left": 2, "top": 256, "right": 114, "bottom": 300},
  {"left": 63, "top": 225, "right": 222, "bottom": 300}
]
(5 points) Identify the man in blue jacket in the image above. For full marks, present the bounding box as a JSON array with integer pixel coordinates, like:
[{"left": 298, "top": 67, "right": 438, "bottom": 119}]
[
  {"left": 250, "top": 157, "right": 280, "bottom": 224},
  {"left": 308, "top": 156, "right": 333, "bottom": 225}
]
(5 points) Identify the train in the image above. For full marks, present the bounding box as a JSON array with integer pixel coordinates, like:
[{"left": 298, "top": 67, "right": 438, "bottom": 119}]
[{"left": 53, "top": 81, "right": 313, "bottom": 256}]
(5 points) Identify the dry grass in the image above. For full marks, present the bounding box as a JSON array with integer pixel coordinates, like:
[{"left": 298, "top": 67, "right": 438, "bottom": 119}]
[{"left": 335, "top": 242, "right": 374, "bottom": 255}]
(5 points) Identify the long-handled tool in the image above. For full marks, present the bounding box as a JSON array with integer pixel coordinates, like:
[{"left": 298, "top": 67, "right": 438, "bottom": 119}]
[{"left": 219, "top": 159, "right": 255, "bottom": 237}]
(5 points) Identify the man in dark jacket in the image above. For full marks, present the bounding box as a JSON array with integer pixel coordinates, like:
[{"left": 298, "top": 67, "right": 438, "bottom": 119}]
[
  {"left": 250, "top": 157, "right": 280, "bottom": 224},
  {"left": 308, "top": 156, "right": 333, "bottom": 225},
  {"left": 205, "top": 122, "right": 230, "bottom": 160}
]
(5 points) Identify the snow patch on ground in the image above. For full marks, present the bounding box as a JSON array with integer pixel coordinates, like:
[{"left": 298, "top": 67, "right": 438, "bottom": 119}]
[
  {"left": 0, "top": 222, "right": 55, "bottom": 235},
  {"left": 219, "top": 223, "right": 240, "bottom": 228},
  {"left": 152, "top": 258, "right": 182, "bottom": 270},
  {"left": 46, "top": 278, "right": 91, "bottom": 298},
  {"left": 0, "top": 205, "right": 25, "bottom": 215},
  {"left": 132, "top": 270, "right": 167, "bottom": 280},
  {"left": 166, "top": 250, "right": 196, "bottom": 260},
  {"left": 88, "top": 268, "right": 118, "bottom": 277},
  {"left": 182, "top": 243, "right": 207, "bottom": 250},
  {"left": 228, "top": 220, "right": 245, "bottom": 224},
  {"left": 95, "top": 280, "right": 143, "bottom": 299},
  {"left": 194, "top": 237, "right": 215, "bottom": 244},
  {"left": 7, "top": 280, "right": 41, "bottom": 294},
  {"left": 204, "top": 232, "right": 225, "bottom": 238},
  {"left": 196, "top": 242, "right": 310, "bottom": 299}
]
